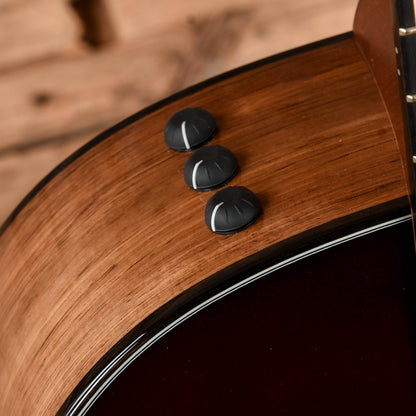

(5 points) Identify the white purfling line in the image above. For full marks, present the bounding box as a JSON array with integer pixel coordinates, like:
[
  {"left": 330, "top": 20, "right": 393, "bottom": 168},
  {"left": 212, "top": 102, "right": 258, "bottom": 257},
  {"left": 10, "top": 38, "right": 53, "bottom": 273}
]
[
  {"left": 211, "top": 202, "right": 224, "bottom": 232},
  {"left": 68, "top": 213, "right": 412, "bottom": 416},
  {"left": 181, "top": 121, "right": 191, "bottom": 150},
  {"left": 192, "top": 160, "right": 203, "bottom": 189}
]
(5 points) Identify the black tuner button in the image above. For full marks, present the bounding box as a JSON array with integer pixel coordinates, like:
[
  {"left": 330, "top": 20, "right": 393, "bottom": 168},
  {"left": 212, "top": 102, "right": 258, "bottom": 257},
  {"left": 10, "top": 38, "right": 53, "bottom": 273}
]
[
  {"left": 205, "top": 186, "right": 262, "bottom": 235},
  {"left": 164, "top": 107, "right": 217, "bottom": 152},
  {"left": 184, "top": 145, "right": 238, "bottom": 191}
]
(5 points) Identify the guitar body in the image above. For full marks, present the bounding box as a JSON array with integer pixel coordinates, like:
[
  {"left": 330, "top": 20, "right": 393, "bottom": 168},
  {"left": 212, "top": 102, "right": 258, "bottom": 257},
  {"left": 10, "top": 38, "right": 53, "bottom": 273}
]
[
  {"left": 88, "top": 219, "right": 416, "bottom": 415},
  {"left": 0, "top": 1, "right": 415, "bottom": 415}
]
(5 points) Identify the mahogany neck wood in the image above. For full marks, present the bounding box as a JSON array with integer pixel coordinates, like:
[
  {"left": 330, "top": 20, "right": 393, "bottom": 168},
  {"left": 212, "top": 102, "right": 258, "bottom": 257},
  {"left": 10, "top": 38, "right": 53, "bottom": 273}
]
[{"left": 354, "top": 0, "right": 415, "bottom": 219}]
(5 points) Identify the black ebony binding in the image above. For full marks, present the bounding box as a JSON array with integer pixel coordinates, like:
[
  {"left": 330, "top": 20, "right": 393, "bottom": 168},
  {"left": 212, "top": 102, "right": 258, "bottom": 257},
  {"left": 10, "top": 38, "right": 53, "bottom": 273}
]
[{"left": 394, "top": 0, "right": 416, "bottom": 219}]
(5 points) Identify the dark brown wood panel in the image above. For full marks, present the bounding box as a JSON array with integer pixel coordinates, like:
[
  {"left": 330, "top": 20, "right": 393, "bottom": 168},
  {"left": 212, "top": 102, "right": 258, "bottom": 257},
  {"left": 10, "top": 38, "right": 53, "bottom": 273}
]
[
  {"left": 354, "top": 0, "right": 412, "bottom": 195},
  {"left": 0, "top": 37, "right": 408, "bottom": 415}
]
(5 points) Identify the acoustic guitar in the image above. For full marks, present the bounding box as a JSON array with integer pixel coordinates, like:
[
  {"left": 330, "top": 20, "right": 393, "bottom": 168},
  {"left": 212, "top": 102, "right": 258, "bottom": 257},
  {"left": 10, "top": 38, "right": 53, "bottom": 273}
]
[{"left": 1, "top": 0, "right": 416, "bottom": 414}]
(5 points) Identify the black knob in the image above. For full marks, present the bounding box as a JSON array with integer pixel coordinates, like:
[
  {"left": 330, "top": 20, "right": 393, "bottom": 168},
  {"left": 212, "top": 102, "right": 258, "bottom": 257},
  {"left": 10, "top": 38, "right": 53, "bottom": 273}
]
[
  {"left": 205, "top": 186, "right": 262, "bottom": 234},
  {"left": 184, "top": 145, "right": 238, "bottom": 191},
  {"left": 164, "top": 107, "right": 217, "bottom": 152}
]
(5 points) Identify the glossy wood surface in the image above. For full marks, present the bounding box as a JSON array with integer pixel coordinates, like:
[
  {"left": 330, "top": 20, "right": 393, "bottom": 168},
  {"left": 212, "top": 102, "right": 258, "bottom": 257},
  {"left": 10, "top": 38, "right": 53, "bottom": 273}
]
[
  {"left": 0, "top": 37, "right": 408, "bottom": 415},
  {"left": 354, "top": 0, "right": 414, "bottom": 200},
  {"left": 89, "top": 220, "right": 416, "bottom": 415}
]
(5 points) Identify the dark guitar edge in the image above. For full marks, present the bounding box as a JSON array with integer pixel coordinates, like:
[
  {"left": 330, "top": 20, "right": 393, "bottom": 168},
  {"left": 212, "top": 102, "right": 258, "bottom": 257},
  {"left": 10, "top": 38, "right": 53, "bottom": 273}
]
[
  {"left": 0, "top": 32, "right": 353, "bottom": 237},
  {"left": 58, "top": 196, "right": 410, "bottom": 416},
  {"left": 394, "top": 0, "right": 416, "bottom": 220}
]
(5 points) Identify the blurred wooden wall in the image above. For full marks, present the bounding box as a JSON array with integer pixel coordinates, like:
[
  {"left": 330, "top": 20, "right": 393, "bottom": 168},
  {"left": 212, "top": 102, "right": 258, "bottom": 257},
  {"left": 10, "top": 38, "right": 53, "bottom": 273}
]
[{"left": 0, "top": 0, "right": 357, "bottom": 224}]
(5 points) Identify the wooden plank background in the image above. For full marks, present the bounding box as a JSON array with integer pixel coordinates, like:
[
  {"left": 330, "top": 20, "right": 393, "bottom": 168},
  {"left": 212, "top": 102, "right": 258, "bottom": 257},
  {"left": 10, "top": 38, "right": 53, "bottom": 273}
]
[{"left": 0, "top": 0, "right": 357, "bottom": 225}]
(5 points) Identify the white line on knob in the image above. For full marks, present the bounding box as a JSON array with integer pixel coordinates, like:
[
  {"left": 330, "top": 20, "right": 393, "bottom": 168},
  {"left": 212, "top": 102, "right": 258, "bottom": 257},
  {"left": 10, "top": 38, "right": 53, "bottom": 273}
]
[
  {"left": 192, "top": 160, "right": 204, "bottom": 189},
  {"left": 181, "top": 121, "right": 191, "bottom": 150},
  {"left": 211, "top": 202, "right": 224, "bottom": 232}
]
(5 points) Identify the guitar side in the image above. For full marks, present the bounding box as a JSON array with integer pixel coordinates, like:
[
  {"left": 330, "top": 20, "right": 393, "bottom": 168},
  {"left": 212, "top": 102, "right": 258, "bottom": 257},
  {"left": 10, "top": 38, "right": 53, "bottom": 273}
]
[{"left": 0, "top": 1, "right": 412, "bottom": 415}]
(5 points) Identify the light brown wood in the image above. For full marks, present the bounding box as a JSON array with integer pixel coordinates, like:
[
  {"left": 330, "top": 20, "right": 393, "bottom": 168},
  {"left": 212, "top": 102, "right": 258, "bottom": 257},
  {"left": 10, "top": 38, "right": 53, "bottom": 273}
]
[
  {"left": 0, "top": 0, "right": 81, "bottom": 70},
  {"left": 354, "top": 0, "right": 414, "bottom": 201},
  {"left": 105, "top": 0, "right": 357, "bottom": 54},
  {"left": 0, "top": 0, "right": 357, "bottom": 152},
  {"left": 0, "top": 0, "right": 357, "bottom": 225},
  {"left": 0, "top": 37, "right": 408, "bottom": 415},
  {"left": 0, "top": 135, "right": 89, "bottom": 223},
  {"left": 0, "top": 39, "right": 185, "bottom": 151}
]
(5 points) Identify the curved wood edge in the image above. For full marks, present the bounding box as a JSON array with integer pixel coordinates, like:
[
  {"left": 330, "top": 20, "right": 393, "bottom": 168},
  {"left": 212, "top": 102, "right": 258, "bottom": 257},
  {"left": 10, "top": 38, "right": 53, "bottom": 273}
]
[
  {"left": 353, "top": 0, "right": 414, "bottom": 204},
  {"left": 0, "top": 34, "right": 409, "bottom": 415},
  {"left": 0, "top": 33, "right": 351, "bottom": 238},
  {"left": 59, "top": 197, "right": 411, "bottom": 415}
]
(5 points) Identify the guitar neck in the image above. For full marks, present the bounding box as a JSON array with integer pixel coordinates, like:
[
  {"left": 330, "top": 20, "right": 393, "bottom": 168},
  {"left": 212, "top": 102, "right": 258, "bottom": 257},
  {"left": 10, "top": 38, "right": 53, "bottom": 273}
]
[{"left": 395, "top": 0, "right": 416, "bottom": 222}]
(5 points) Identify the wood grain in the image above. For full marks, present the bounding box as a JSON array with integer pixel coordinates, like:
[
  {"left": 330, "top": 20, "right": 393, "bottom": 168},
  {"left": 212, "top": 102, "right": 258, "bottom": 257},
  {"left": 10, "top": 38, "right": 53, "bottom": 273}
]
[
  {"left": 0, "top": 135, "right": 89, "bottom": 223},
  {"left": 0, "top": 37, "right": 408, "bottom": 415},
  {"left": 354, "top": 0, "right": 414, "bottom": 200},
  {"left": 105, "top": 0, "right": 357, "bottom": 57},
  {"left": 0, "top": 0, "right": 357, "bottom": 225},
  {"left": 0, "top": 0, "right": 357, "bottom": 151}
]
